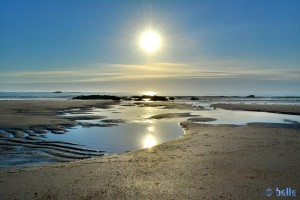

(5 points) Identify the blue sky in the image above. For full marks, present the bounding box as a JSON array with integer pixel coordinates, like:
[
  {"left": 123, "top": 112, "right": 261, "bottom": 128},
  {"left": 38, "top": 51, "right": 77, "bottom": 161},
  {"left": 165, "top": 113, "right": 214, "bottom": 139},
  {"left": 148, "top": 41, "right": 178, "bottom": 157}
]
[{"left": 0, "top": 0, "right": 299, "bottom": 95}]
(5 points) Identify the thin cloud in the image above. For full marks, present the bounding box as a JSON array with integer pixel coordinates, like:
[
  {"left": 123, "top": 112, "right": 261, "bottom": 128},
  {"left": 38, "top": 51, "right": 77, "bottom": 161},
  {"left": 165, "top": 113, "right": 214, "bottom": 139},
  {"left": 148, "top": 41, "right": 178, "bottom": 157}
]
[{"left": 1, "top": 61, "right": 299, "bottom": 84}]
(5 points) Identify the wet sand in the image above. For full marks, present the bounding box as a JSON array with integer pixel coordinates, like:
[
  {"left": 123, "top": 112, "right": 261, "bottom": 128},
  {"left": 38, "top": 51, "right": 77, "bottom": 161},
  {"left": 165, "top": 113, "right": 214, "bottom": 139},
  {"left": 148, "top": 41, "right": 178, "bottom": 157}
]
[
  {"left": 0, "top": 100, "right": 118, "bottom": 130},
  {"left": 0, "top": 100, "right": 121, "bottom": 162},
  {"left": 213, "top": 103, "right": 300, "bottom": 115},
  {"left": 0, "top": 100, "right": 197, "bottom": 163},
  {"left": 0, "top": 101, "right": 299, "bottom": 199},
  {"left": 0, "top": 100, "right": 197, "bottom": 130}
]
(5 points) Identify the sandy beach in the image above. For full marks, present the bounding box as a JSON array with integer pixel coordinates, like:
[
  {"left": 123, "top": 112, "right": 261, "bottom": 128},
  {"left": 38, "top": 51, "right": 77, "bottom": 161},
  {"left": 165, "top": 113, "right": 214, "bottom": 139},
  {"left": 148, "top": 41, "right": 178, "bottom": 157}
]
[
  {"left": 0, "top": 100, "right": 299, "bottom": 199},
  {"left": 2, "top": 0, "right": 300, "bottom": 199}
]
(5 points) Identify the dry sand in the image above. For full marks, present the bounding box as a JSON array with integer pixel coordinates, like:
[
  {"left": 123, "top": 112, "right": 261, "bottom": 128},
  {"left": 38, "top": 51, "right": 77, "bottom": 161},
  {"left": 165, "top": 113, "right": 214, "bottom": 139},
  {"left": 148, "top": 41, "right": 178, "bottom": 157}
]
[{"left": 0, "top": 101, "right": 299, "bottom": 199}]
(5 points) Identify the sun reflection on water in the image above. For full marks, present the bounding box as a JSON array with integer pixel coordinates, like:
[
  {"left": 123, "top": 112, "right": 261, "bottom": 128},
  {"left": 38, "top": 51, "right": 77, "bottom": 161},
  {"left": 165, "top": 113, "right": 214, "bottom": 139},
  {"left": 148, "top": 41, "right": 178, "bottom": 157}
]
[
  {"left": 143, "top": 134, "right": 156, "bottom": 148},
  {"left": 147, "top": 125, "right": 155, "bottom": 132}
]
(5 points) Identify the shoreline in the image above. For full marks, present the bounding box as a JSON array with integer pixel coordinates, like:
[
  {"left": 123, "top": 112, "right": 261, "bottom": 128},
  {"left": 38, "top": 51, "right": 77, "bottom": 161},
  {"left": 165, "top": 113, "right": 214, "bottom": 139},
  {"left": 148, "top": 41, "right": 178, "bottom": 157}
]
[
  {"left": 213, "top": 103, "right": 300, "bottom": 115},
  {"left": 0, "top": 100, "right": 299, "bottom": 199}
]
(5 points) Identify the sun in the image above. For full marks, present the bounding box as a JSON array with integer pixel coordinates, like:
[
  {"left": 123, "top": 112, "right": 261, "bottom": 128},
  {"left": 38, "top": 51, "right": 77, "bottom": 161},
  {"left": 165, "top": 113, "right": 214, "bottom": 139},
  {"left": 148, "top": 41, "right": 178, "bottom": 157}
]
[
  {"left": 139, "top": 30, "right": 161, "bottom": 53},
  {"left": 142, "top": 91, "right": 157, "bottom": 96}
]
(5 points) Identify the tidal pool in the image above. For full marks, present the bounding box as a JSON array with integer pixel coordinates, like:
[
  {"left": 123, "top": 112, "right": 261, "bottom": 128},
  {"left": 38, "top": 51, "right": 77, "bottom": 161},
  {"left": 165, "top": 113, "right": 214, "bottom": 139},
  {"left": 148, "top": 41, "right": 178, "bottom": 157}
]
[
  {"left": 47, "top": 105, "right": 300, "bottom": 154},
  {"left": 46, "top": 105, "right": 186, "bottom": 154},
  {"left": 47, "top": 121, "right": 183, "bottom": 154},
  {"left": 190, "top": 109, "right": 300, "bottom": 125}
]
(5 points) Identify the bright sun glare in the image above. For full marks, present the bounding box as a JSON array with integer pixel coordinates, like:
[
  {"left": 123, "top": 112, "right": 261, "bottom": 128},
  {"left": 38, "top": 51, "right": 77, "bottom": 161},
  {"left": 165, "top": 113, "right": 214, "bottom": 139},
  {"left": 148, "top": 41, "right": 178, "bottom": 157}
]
[
  {"left": 143, "top": 91, "right": 157, "bottom": 96},
  {"left": 139, "top": 30, "right": 161, "bottom": 53},
  {"left": 143, "top": 135, "right": 156, "bottom": 148}
]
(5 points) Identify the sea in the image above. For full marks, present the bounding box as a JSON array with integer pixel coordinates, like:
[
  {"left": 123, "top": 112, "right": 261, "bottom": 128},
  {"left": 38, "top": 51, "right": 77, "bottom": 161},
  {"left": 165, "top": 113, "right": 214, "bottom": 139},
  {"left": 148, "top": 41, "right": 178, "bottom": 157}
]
[{"left": 0, "top": 92, "right": 300, "bottom": 105}]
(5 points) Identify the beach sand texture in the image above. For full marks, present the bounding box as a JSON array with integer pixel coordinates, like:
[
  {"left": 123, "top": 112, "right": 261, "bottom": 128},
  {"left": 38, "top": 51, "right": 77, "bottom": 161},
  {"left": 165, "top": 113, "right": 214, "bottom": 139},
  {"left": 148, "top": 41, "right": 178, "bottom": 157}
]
[
  {"left": 0, "top": 101, "right": 299, "bottom": 199},
  {"left": 213, "top": 103, "right": 300, "bottom": 115}
]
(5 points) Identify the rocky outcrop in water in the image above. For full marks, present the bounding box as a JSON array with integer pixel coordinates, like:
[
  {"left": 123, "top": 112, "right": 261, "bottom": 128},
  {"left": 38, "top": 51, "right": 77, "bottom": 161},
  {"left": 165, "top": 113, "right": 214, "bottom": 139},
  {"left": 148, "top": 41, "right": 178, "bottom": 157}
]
[
  {"left": 72, "top": 95, "right": 121, "bottom": 100},
  {"left": 187, "top": 117, "right": 217, "bottom": 122},
  {"left": 130, "top": 95, "right": 169, "bottom": 101}
]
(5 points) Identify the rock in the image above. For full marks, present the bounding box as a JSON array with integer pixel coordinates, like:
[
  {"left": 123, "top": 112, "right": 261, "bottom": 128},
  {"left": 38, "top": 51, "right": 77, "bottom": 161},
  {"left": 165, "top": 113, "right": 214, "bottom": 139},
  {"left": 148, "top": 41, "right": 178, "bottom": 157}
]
[
  {"left": 187, "top": 117, "right": 217, "bottom": 122},
  {"left": 64, "top": 115, "right": 106, "bottom": 120},
  {"left": 79, "top": 122, "right": 118, "bottom": 128},
  {"left": 72, "top": 95, "right": 121, "bottom": 100},
  {"left": 130, "top": 95, "right": 169, "bottom": 101},
  {"left": 101, "top": 119, "right": 127, "bottom": 123},
  {"left": 149, "top": 96, "right": 169, "bottom": 101}
]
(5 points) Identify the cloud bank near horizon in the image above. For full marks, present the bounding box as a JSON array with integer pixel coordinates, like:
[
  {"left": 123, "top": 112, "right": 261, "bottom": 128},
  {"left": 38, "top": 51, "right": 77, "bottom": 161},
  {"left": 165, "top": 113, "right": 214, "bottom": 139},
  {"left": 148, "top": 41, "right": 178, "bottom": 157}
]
[
  {"left": 1, "top": 61, "right": 299, "bottom": 84},
  {"left": 1, "top": 61, "right": 299, "bottom": 95}
]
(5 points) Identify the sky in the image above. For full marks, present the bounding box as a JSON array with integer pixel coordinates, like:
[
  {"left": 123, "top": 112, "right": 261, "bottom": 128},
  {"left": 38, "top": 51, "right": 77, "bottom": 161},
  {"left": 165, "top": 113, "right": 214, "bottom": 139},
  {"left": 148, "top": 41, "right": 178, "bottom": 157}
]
[{"left": 0, "top": 0, "right": 299, "bottom": 95}]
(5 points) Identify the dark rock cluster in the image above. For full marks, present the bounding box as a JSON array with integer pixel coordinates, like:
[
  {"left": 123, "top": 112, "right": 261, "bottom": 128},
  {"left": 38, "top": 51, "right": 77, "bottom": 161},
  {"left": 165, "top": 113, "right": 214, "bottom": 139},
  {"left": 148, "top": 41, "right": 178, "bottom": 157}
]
[{"left": 72, "top": 95, "right": 121, "bottom": 100}]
